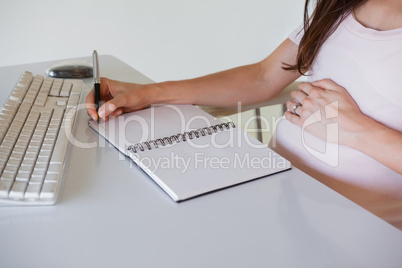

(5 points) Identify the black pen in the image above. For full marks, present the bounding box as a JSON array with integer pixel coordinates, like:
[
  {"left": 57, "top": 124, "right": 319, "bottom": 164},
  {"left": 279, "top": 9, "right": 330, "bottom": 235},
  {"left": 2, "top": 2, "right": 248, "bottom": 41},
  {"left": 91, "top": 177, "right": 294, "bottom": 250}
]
[{"left": 93, "top": 50, "right": 101, "bottom": 123}]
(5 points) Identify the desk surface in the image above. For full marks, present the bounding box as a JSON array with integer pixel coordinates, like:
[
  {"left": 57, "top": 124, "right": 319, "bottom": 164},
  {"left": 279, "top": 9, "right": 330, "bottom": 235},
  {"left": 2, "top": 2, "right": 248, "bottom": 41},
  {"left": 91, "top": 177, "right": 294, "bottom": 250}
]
[{"left": 0, "top": 56, "right": 401, "bottom": 268}]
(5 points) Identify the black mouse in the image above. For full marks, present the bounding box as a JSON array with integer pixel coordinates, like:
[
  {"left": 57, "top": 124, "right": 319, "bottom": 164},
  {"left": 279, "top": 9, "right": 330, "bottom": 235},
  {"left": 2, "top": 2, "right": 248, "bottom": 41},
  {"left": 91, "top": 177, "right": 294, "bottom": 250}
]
[{"left": 46, "top": 60, "right": 93, "bottom": 78}]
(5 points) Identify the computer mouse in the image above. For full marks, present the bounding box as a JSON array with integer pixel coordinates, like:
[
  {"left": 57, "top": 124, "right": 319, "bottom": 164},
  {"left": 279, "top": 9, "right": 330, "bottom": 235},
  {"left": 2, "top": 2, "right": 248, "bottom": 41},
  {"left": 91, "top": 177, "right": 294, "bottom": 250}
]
[{"left": 46, "top": 59, "right": 93, "bottom": 78}]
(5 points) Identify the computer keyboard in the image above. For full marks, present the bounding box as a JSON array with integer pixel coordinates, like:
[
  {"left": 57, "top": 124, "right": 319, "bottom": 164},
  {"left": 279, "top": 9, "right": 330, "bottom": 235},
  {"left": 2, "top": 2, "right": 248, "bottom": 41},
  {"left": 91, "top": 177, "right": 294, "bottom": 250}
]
[{"left": 0, "top": 71, "right": 83, "bottom": 205}]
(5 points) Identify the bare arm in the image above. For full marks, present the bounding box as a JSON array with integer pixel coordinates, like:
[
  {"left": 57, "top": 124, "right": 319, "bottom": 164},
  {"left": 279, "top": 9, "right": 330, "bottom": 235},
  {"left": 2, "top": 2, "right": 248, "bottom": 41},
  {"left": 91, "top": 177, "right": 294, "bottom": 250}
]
[
  {"left": 85, "top": 38, "right": 301, "bottom": 120},
  {"left": 152, "top": 38, "right": 301, "bottom": 107},
  {"left": 354, "top": 118, "right": 402, "bottom": 174}
]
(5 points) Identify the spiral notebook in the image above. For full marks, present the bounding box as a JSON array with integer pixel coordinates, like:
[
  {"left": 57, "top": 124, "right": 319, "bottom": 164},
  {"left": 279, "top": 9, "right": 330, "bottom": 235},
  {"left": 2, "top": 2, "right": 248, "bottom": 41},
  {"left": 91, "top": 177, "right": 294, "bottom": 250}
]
[{"left": 89, "top": 104, "right": 291, "bottom": 201}]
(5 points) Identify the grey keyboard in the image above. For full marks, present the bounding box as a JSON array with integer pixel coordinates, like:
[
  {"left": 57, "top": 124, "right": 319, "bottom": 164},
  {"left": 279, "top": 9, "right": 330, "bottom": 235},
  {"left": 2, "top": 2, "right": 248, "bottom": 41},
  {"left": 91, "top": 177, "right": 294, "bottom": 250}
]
[{"left": 0, "top": 71, "right": 83, "bottom": 205}]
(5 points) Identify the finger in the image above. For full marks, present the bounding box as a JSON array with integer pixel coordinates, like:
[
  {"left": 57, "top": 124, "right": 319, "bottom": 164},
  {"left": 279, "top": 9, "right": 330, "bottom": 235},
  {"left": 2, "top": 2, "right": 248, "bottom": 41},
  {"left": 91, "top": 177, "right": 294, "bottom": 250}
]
[
  {"left": 98, "top": 95, "right": 127, "bottom": 119},
  {"left": 311, "top": 79, "right": 346, "bottom": 93},
  {"left": 85, "top": 88, "right": 98, "bottom": 121},
  {"left": 298, "top": 82, "right": 315, "bottom": 95},
  {"left": 286, "top": 100, "right": 302, "bottom": 115},
  {"left": 285, "top": 110, "right": 302, "bottom": 127},
  {"left": 311, "top": 79, "right": 336, "bottom": 89},
  {"left": 290, "top": 89, "right": 308, "bottom": 105},
  {"left": 109, "top": 108, "right": 123, "bottom": 118},
  {"left": 99, "top": 77, "right": 112, "bottom": 97}
]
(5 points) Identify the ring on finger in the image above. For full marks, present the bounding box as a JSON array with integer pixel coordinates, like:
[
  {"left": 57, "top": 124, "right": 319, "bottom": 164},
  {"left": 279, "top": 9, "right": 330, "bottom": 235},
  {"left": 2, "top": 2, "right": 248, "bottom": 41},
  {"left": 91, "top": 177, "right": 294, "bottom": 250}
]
[{"left": 292, "top": 103, "right": 301, "bottom": 114}]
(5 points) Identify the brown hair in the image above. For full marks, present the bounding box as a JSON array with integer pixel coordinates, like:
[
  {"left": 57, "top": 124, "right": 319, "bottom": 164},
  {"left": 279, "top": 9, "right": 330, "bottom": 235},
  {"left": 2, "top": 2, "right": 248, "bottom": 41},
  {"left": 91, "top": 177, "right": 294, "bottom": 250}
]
[{"left": 284, "top": 0, "right": 366, "bottom": 74}]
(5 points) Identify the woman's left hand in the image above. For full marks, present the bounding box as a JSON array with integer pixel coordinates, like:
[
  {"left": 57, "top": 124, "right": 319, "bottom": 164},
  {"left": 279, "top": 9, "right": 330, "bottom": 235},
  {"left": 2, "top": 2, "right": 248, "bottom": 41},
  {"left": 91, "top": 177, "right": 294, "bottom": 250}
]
[
  {"left": 285, "top": 79, "right": 402, "bottom": 174},
  {"left": 285, "top": 79, "right": 370, "bottom": 147}
]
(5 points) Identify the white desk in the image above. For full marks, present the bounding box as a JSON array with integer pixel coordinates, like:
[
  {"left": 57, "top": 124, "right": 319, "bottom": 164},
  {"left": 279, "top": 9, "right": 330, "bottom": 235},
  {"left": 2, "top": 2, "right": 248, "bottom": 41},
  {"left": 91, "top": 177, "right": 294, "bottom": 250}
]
[{"left": 0, "top": 56, "right": 401, "bottom": 268}]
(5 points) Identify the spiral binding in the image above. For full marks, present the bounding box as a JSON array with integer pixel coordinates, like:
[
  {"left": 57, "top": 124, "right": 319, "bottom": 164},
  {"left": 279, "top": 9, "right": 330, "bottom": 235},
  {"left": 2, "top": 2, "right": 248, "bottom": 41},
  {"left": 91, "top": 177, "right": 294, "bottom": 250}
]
[{"left": 127, "top": 122, "right": 236, "bottom": 153}]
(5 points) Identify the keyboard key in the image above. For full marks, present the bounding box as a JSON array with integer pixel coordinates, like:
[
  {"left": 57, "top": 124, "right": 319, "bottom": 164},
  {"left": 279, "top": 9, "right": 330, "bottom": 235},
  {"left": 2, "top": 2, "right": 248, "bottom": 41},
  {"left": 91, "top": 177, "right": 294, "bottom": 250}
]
[
  {"left": 0, "top": 159, "right": 6, "bottom": 172},
  {"left": 9, "top": 182, "right": 28, "bottom": 199},
  {"left": 4, "top": 165, "right": 18, "bottom": 175},
  {"left": 40, "top": 182, "right": 58, "bottom": 199},
  {"left": 38, "top": 150, "right": 52, "bottom": 158},
  {"left": 52, "top": 109, "right": 64, "bottom": 123},
  {"left": 9, "top": 152, "right": 23, "bottom": 161},
  {"left": 44, "top": 173, "right": 60, "bottom": 183},
  {"left": 18, "top": 165, "right": 34, "bottom": 174},
  {"left": 16, "top": 173, "right": 30, "bottom": 182},
  {"left": 32, "top": 163, "right": 46, "bottom": 172},
  {"left": 6, "top": 159, "right": 20, "bottom": 167},
  {"left": 47, "top": 163, "right": 62, "bottom": 174},
  {"left": 30, "top": 169, "right": 46, "bottom": 184},
  {"left": 70, "top": 82, "right": 82, "bottom": 95},
  {"left": 21, "top": 159, "right": 35, "bottom": 166},
  {"left": 34, "top": 93, "right": 48, "bottom": 106},
  {"left": 60, "top": 81, "right": 72, "bottom": 97},
  {"left": 0, "top": 180, "right": 13, "bottom": 198},
  {"left": 1, "top": 173, "right": 15, "bottom": 181},
  {"left": 25, "top": 184, "right": 41, "bottom": 199},
  {"left": 49, "top": 79, "right": 63, "bottom": 96}
]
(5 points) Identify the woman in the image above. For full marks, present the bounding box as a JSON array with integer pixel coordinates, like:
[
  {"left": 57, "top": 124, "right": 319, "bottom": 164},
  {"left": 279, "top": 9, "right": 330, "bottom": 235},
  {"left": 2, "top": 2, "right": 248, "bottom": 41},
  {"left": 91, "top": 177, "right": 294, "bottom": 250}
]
[{"left": 86, "top": 0, "right": 402, "bottom": 229}]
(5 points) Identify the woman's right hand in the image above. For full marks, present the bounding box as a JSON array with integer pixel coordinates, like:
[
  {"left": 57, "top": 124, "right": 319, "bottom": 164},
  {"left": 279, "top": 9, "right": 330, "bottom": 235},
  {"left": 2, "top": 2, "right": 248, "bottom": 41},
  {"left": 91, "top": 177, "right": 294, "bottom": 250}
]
[{"left": 85, "top": 77, "right": 154, "bottom": 122}]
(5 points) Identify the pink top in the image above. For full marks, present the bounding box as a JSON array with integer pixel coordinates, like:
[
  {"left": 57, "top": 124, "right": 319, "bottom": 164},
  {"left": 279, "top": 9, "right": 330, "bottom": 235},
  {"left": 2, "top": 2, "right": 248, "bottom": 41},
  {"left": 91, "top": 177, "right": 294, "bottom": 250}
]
[{"left": 271, "top": 13, "right": 402, "bottom": 229}]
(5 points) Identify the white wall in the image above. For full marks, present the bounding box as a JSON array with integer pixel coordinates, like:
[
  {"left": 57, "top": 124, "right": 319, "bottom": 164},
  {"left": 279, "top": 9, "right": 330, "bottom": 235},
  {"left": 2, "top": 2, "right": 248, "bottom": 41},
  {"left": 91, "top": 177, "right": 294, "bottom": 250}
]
[{"left": 0, "top": 0, "right": 304, "bottom": 82}]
